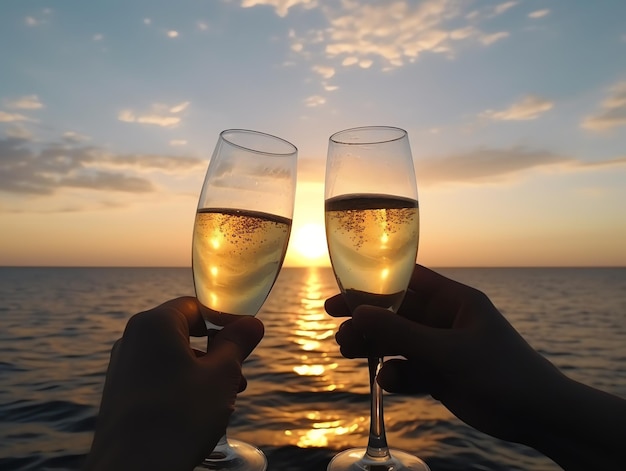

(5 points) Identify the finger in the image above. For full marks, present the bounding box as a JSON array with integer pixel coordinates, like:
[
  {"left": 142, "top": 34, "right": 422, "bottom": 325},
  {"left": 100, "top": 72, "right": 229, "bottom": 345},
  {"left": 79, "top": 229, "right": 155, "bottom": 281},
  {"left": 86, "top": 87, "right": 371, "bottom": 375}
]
[
  {"left": 335, "top": 319, "right": 369, "bottom": 358},
  {"left": 238, "top": 376, "right": 248, "bottom": 393},
  {"left": 110, "top": 338, "right": 123, "bottom": 359},
  {"left": 352, "top": 305, "right": 456, "bottom": 366},
  {"left": 158, "top": 297, "right": 208, "bottom": 337},
  {"left": 205, "top": 316, "right": 264, "bottom": 365},
  {"left": 325, "top": 294, "right": 351, "bottom": 318},
  {"left": 378, "top": 358, "right": 441, "bottom": 397}
]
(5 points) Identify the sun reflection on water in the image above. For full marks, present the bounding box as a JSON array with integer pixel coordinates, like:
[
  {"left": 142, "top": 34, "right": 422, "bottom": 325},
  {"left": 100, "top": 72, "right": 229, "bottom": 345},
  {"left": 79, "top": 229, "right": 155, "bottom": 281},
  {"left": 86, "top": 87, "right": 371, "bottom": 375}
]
[{"left": 286, "top": 267, "right": 364, "bottom": 448}]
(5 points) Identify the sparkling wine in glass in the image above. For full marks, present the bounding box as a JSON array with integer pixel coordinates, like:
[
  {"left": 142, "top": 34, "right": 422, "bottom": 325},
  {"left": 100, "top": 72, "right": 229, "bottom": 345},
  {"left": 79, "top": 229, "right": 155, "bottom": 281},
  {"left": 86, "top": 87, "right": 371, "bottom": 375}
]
[
  {"left": 192, "top": 129, "right": 297, "bottom": 471},
  {"left": 324, "top": 126, "right": 429, "bottom": 471}
]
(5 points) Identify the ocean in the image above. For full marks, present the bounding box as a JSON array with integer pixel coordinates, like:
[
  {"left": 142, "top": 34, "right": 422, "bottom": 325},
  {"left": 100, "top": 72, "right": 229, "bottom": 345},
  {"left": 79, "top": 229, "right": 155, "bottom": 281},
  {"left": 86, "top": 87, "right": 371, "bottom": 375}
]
[{"left": 0, "top": 266, "right": 624, "bottom": 471}]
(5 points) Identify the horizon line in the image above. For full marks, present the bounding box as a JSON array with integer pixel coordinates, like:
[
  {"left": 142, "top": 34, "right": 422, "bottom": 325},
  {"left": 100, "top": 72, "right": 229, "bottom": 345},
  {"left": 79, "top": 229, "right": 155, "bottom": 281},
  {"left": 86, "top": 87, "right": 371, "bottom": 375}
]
[{"left": 1, "top": 265, "right": 625, "bottom": 269}]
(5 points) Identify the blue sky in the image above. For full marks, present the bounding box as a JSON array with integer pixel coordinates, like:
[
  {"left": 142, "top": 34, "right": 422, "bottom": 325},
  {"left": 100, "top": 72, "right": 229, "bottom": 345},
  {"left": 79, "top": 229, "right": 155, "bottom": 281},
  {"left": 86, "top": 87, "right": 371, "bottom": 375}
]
[{"left": 1, "top": 0, "right": 625, "bottom": 267}]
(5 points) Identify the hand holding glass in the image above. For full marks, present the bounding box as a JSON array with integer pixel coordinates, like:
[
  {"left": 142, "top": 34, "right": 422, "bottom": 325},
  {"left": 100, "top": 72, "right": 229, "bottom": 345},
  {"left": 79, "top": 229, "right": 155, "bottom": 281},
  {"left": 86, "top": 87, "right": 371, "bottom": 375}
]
[
  {"left": 192, "top": 129, "right": 297, "bottom": 471},
  {"left": 325, "top": 126, "right": 429, "bottom": 471}
]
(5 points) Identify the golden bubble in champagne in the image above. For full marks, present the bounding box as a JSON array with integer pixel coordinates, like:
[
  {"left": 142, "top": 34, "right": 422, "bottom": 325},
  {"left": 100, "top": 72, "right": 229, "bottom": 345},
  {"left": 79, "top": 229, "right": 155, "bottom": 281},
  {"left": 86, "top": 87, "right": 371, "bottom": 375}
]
[
  {"left": 192, "top": 208, "right": 291, "bottom": 316},
  {"left": 325, "top": 194, "right": 419, "bottom": 312}
]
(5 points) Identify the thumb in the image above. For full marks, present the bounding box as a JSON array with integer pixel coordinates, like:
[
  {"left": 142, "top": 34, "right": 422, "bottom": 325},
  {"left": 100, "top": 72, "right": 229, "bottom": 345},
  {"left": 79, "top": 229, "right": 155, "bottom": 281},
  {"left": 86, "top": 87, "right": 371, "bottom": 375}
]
[
  {"left": 352, "top": 305, "right": 452, "bottom": 365},
  {"left": 204, "top": 316, "right": 265, "bottom": 366}
]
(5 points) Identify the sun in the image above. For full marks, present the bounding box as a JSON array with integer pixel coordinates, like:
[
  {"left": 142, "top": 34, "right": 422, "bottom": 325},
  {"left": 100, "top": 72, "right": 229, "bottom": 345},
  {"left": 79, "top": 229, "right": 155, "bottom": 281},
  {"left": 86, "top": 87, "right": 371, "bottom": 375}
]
[{"left": 291, "top": 223, "right": 328, "bottom": 262}]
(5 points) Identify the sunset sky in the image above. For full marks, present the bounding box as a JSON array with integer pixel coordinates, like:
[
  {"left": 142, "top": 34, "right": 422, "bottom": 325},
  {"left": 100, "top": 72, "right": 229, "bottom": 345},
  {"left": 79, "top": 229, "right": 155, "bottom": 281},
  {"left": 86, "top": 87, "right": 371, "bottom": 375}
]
[{"left": 1, "top": 0, "right": 625, "bottom": 268}]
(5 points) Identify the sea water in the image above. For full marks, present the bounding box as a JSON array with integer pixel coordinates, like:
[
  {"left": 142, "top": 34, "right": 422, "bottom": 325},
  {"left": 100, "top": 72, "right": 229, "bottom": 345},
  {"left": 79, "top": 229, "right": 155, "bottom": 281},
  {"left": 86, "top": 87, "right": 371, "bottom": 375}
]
[{"left": 0, "top": 266, "right": 624, "bottom": 470}]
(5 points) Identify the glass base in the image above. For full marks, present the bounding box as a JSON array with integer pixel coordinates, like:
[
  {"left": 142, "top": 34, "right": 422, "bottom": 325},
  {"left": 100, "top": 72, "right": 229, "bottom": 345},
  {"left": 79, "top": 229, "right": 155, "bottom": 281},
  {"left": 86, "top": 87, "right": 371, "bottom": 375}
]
[
  {"left": 194, "top": 438, "right": 267, "bottom": 471},
  {"left": 327, "top": 447, "right": 430, "bottom": 471}
]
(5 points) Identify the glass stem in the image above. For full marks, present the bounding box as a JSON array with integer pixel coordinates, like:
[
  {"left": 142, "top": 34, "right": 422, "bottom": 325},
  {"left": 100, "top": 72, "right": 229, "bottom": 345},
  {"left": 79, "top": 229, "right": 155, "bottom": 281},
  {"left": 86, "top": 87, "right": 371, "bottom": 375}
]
[{"left": 366, "top": 356, "right": 390, "bottom": 459}]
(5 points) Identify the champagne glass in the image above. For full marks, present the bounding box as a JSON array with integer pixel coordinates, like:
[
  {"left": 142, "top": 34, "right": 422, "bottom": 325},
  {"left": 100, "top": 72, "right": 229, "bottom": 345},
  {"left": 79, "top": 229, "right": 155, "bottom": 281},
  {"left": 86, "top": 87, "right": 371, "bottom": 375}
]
[
  {"left": 192, "top": 129, "right": 297, "bottom": 471},
  {"left": 324, "top": 126, "right": 429, "bottom": 471}
]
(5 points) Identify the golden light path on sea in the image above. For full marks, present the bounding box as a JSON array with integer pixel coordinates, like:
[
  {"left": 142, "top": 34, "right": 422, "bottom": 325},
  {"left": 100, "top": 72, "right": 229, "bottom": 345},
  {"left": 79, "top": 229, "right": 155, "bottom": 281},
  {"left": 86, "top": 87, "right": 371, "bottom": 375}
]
[{"left": 286, "top": 268, "right": 364, "bottom": 448}]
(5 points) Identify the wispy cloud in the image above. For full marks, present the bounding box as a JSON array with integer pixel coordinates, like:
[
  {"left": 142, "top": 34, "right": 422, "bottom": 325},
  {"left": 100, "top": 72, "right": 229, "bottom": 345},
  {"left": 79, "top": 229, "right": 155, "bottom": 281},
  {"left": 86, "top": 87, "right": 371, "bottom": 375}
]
[
  {"left": 480, "top": 31, "right": 509, "bottom": 45},
  {"left": 323, "top": 1, "right": 458, "bottom": 67},
  {"left": 298, "top": 146, "right": 626, "bottom": 187},
  {"left": 581, "top": 81, "right": 626, "bottom": 131},
  {"left": 5, "top": 124, "right": 34, "bottom": 140},
  {"left": 62, "top": 131, "right": 90, "bottom": 143},
  {"left": 490, "top": 1, "right": 518, "bottom": 17},
  {"left": 481, "top": 95, "right": 554, "bottom": 121},
  {"left": 24, "top": 9, "right": 52, "bottom": 27},
  {"left": 466, "top": 1, "right": 518, "bottom": 21},
  {"left": 118, "top": 101, "right": 190, "bottom": 127},
  {"left": 241, "top": 0, "right": 319, "bottom": 18},
  {"left": 312, "top": 65, "right": 335, "bottom": 79},
  {"left": 169, "top": 101, "right": 190, "bottom": 113},
  {"left": 167, "top": 30, "right": 179, "bottom": 38},
  {"left": 5, "top": 95, "right": 44, "bottom": 110},
  {"left": 528, "top": 9, "right": 550, "bottom": 19},
  {"left": 418, "top": 147, "right": 626, "bottom": 185},
  {"left": 169, "top": 139, "right": 188, "bottom": 146},
  {"left": 0, "top": 111, "right": 31, "bottom": 123},
  {"left": 304, "top": 95, "right": 326, "bottom": 107},
  {"left": 0, "top": 136, "right": 204, "bottom": 196},
  {"left": 277, "top": 0, "right": 516, "bottom": 72}
]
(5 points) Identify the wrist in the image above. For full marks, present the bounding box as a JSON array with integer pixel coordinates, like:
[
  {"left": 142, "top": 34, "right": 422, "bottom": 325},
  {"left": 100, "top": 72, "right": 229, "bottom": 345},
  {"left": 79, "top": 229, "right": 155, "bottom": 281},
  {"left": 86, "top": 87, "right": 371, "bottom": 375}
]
[{"left": 521, "top": 372, "right": 626, "bottom": 470}]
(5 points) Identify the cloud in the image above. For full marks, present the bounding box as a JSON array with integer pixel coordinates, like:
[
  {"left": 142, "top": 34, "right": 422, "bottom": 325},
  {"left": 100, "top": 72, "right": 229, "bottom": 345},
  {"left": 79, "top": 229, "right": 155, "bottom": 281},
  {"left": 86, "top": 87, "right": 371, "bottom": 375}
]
[
  {"left": 304, "top": 95, "right": 326, "bottom": 107},
  {"left": 450, "top": 26, "right": 477, "bottom": 40},
  {"left": 118, "top": 110, "right": 181, "bottom": 127},
  {"left": 24, "top": 9, "right": 52, "bottom": 27},
  {"left": 0, "top": 136, "right": 204, "bottom": 196},
  {"left": 481, "top": 95, "right": 554, "bottom": 121},
  {"left": 93, "top": 33, "right": 104, "bottom": 41},
  {"left": 465, "top": 1, "right": 517, "bottom": 21},
  {"left": 480, "top": 31, "right": 509, "bottom": 45},
  {"left": 144, "top": 18, "right": 152, "bottom": 25},
  {"left": 0, "top": 111, "right": 32, "bottom": 122},
  {"left": 169, "top": 139, "right": 188, "bottom": 146},
  {"left": 323, "top": 1, "right": 458, "bottom": 66},
  {"left": 576, "top": 156, "right": 626, "bottom": 169},
  {"left": 167, "top": 30, "right": 179, "bottom": 38},
  {"left": 277, "top": 0, "right": 515, "bottom": 72},
  {"left": 5, "top": 95, "right": 44, "bottom": 110},
  {"left": 490, "top": 1, "right": 518, "bottom": 17},
  {"left": 417, "top": 146, "right": 626, "bottom": 185},
  {"left": 581, "top": 81, "right": 626, "bottom": 131},
  {"left": 5, "top": 124, "right": 34, "bottom": 140},
  {"left": 63, "top": 131, "right": 91, "bottom": 143},
  {"left": 241, "top": 0, "right": 319, "bottom": 18},
  {"left": 169, "top": 101, "right": 190, "bottom": 113},
  {"left": 118, "top": 102, "right": 189, "bottom": 127},
  {"left": 312, "top": 65, "right": 335, "bottom": 79},
  {"left": 528, "top": 9, "right": 550, "bottom": 19}
]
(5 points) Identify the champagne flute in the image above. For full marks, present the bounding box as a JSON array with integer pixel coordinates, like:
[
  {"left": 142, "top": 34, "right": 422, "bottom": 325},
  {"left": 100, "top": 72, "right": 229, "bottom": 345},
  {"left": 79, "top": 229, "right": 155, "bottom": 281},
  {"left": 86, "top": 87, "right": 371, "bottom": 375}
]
[
  {"left": 192, "top": 129, "right": 297, "bottom": 471},
  {"left": 324, "top": 126, "right": 429, "bottom": 471}
]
